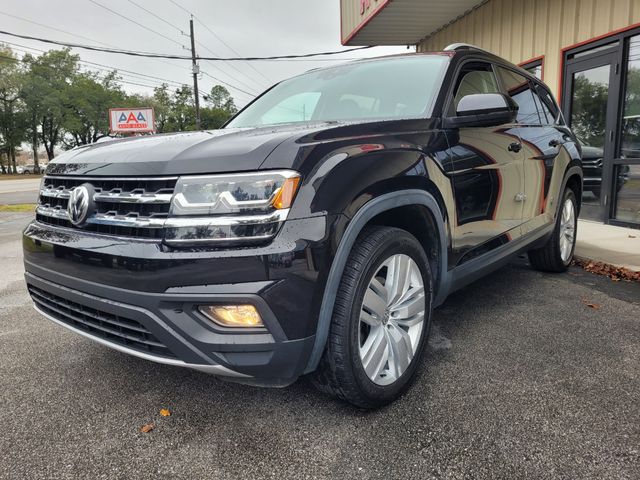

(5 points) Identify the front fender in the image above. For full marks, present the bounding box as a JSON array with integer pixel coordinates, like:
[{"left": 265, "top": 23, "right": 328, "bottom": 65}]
[{"left": 303, "top": 189, "right": 449, "bottom": 374}]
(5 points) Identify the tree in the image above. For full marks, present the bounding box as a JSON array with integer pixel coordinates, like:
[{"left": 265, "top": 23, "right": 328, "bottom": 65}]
[
  {"left": 168, "top": 85, "right": 196, "bottom": 132},
  {"left": 151, "top": 84, "right": 172, "bottom": 133},
  {"left": 206, "top": 85, "right": 237, "bottom": 113},
  {"left": 21, "top": 49, "right": 79, "bottom": 161},
  {"left": 200, "top": 106, "right": 233, "bottom": 130},
  {"left": 0, "top": 45, "right": 26, "bottom": 174},
  {"left": 63, "top": 71, "right": 127, "bottom": 148}
]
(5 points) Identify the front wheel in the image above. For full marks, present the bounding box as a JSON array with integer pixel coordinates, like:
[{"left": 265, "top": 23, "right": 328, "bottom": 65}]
[
  {"left": 528, "top": 189, "right": 578, "bottom": 272},
  {"left": 312, "top": 226, "right": 432, "bottom": 408}
]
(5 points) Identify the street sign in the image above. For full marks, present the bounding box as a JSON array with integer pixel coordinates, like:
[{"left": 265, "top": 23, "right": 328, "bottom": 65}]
[{"left": 109, "top": 108, "right": 155, "bottom": 134}]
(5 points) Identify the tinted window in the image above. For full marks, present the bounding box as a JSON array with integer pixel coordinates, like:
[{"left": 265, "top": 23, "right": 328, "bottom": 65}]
[
  {"left": 226, "top": 56, "right": 449, "bottom": 128},
  {"left": 496, "top": 67, "right": 541, "bottom": 125},
  {"left": 452, "top": 63, "right": 500, "bottom": 112},
  {"left": 260, "top": 92, "right": 321, "bottom": 125}
]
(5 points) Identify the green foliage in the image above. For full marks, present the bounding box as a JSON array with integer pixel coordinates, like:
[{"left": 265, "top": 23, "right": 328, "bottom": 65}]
[
  {"left": 63, "top": 71, "right": 127, "bottom": 147},
  {"left": 206, "top": 85, "right": 237, "bottom": 113},
  {"left": 0, "top": 45, "right": 26, "bottom": 173},
  {"left": 0, "top": 44, "right": 240, "bottom": 170},
  {"left": 570, "top": 74, "right": 608, "bottom": 148}
]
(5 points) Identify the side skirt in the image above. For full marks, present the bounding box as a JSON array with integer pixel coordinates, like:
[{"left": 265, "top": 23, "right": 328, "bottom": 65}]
[{"left": 444, "top": 223, "right": 554, "bottom": 297}]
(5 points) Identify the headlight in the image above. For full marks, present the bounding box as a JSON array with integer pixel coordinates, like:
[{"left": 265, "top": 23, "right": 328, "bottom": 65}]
[{"left": 165, "top": 170, "right": 300, "bottom": 246}]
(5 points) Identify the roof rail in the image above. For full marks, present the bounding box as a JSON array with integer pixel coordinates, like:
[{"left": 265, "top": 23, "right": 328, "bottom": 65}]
[{"left": 443, "top": 43, "right": 495, "bottom": 55}]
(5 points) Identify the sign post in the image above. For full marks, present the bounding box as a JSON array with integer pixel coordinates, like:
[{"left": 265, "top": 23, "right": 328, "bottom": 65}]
[{"left": 109, "top": 108, "right": 156, "bottom": 135}]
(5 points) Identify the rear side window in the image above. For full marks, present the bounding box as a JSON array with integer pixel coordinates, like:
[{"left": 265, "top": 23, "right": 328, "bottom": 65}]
[
  {"left": 451, "top": 62, "right": 500, "bottom": 113},
  {"left": 496, "top": 66, "right": 542, "bottom": 125}
]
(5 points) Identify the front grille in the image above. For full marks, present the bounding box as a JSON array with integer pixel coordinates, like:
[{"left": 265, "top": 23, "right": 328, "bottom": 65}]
[
  {"left": 36, "top": 176, "right": 177, "bottom": 239},
  {"left": 28, "top": 285, "right": 176, "bottom": 359}
]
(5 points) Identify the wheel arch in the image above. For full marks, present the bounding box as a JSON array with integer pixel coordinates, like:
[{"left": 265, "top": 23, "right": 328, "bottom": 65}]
[
  {"left": 559, "top": 165, "right": 583, "bottom": 216},
  {"left": 304, "top": 189, "right": 449, "bottom": 374}
]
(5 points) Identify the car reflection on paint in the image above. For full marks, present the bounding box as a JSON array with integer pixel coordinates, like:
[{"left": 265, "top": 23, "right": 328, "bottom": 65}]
[{"left": 577, "top": 137, "right": 629, "bottom": 199}]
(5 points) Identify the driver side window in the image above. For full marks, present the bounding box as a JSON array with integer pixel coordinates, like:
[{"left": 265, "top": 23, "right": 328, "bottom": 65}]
[{"left": 451, "top": 62, "right": 500, "bottom": 115}]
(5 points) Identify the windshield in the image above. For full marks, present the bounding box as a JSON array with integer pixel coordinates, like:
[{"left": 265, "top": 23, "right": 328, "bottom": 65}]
[{"left": 226, "top": 55, "right": 449, "bottom": 128}]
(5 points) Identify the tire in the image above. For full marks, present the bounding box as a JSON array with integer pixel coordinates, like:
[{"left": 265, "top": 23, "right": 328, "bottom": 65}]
[
  {"left": 528, "top": 189, "right": 577, "bottom": 272},
  {"left": 311, "top": 226, "right": 433, "bottom": 408}
]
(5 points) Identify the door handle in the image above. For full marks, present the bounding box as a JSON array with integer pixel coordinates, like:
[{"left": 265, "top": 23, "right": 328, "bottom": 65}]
[{"left": 508, "top": 142, "right": 522, "bottom": 153}]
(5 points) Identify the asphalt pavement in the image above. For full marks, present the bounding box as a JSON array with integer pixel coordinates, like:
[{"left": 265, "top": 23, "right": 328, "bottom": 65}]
[
  {"left": 1, "top": 213, "right": 639, "bottom": 480},
  {"left": 0, "top": 177, "right": 41, "bottom": 205}
]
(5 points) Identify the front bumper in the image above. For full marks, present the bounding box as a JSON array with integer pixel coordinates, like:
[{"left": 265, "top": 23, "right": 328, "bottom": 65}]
[{"left": 23, "top": 215, "right": 336, "bottom": 385}]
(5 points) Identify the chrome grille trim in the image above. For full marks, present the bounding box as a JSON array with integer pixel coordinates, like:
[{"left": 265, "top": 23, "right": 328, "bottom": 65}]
[
  {"left": 43, "top": 175, "right": 179, "bottom": 181},
  {"left": 35, "top": 205, "right": 288, "bottom": 232},
  {"left": 94, "top": 192, "right": 173, "bottom": 204},
  {"left": 40, "top": 188, "right": 173, "bottom": 204},
  {"left": 36, "top": 205, "right": 166, "bottom": 228},
  {"left": 36, "top": 175, "right": 288, "bottom": 244}
]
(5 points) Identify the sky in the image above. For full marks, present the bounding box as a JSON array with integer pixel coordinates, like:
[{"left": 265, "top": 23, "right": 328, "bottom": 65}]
[{"left": 0, "top": 0, "right": 410, "bottom": 108}]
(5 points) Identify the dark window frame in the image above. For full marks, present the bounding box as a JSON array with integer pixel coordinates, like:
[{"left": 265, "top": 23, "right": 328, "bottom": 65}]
[
  {"left": 519, "top": 56, "right": 545, "bottom": 80},
  {"left": 561, "top": 24, "right": 640, "bottom": 229},
  {"left": 494, "top": 65, "right": 545, "bottom": 126}
]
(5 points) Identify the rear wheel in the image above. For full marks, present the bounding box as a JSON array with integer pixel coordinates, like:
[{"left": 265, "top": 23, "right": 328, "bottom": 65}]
[
  {"left": 528, "top": 189, "right": 577, "bottom": 272},
  {"left": 312, "top": 226, "right": 432, "bottom": 408}
]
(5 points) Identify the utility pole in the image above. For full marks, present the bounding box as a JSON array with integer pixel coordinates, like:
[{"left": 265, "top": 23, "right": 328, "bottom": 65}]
[{"left": 189, "top": 17, "right": 201, "bottom": 130}]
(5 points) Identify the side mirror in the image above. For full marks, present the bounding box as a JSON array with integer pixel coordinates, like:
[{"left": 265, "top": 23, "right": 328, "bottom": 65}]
[{"left": 444, "top": 93, "right": 518, "bottom": 128}]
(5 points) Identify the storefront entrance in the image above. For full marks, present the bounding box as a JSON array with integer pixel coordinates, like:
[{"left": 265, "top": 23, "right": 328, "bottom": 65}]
[{"left": 562, "top": 30, "right": 640, "bottom": 228}]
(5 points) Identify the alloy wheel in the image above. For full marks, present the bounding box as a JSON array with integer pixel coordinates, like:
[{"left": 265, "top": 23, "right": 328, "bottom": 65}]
[
  {"left": 358, "top": 254, "right": 426, "bottom": 386},
  {"left": 559, "top": 198, "right": 576, "bottom": 263}
]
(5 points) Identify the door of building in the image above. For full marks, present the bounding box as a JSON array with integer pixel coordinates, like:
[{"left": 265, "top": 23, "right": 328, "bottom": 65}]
[
  {"left": 563, "top": 31, "right": 640, "bottom": 228},
  {"left": 563, "top": 45, "right": 620, "bottom": 222}
]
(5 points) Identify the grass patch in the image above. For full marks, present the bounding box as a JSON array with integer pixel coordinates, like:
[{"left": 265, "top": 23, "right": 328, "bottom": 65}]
[
  {"left": 0, "top": 203, "right": 36, "bottom": 212},
  {"left": 0, "top": 174, "right": 43, "bottom": 181}
]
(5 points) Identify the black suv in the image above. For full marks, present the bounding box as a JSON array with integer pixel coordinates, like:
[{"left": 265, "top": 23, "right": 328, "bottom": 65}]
[{"left": 24, "top": 45, "right": 582, "bottom": 408}]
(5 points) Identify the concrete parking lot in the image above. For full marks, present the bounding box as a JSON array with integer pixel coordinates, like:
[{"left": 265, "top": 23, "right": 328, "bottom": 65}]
[{"left": 1, "top": 213, "right": 639, "bottom": 480}]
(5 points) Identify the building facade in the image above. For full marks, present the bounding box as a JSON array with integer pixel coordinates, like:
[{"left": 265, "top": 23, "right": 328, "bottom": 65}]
[{"left": 341, "top": 0, "right": 640, "bottom": 228}]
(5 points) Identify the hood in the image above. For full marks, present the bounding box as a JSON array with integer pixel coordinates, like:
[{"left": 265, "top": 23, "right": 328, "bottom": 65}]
[
  {"left": 580, "top": 145, "right": 603, "bottom": 160},
  {"left": 46, "top": 126, "right": 311, "bottom": 177}
]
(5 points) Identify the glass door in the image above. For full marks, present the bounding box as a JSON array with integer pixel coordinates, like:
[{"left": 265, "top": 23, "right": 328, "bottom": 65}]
[
  {"left": 563, "top": 48, "right": 620, "bottom": 222},
  {"left": 613, "top": 35, "right": 640, "bottom": 226}
]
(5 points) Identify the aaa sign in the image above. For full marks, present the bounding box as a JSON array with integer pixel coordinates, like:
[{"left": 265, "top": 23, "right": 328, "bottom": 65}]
[{"left": 109, "top": 108, "right": 155, "bottom": 133}]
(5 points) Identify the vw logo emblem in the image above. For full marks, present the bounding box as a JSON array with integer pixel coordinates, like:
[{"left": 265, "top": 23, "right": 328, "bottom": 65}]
[{"left": 67, "top": 184, "right": 94, "bottom": 227}]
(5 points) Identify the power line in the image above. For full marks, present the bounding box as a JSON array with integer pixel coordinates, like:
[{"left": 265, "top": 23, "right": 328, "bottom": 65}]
[
  {"left": 121, "top": 1, "right": 266, "bottom": 94},
  {"left": 87, "top": 0, "right": 187, "bottom": 50},
  {"left": 4, "top": 41, "right": 187, "bottom": 89},
  {"left": 0, "top": 9, "right": 122, "bottom": 50},
  {"left": 194, "top": 17, "right": 273, "bottom": 84},
  {"left": 166, "top": 0, "right": 272, "bottom": 85},
  {"left": 4, "top": 39, "right": 251, "bottom": 110},
  {"left": 0, "top": 14, "right": 240, "bottom": 97},
  {"left": 127, "top": 0, "right": 184, "bottom": 34},
  {"left": 0, "top": 10, "right": 191, "bottom": 74},
  {"left": 0, "top": 29, "right": 373, "bottom": 60},
  {"left": 201, "top": 71, "right": 256, "bottom": 99}
]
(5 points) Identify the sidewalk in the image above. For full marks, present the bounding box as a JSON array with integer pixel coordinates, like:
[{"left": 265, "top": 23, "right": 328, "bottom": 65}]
[{"left": 576, "top": 220, "right": 640, "bottom": 272}]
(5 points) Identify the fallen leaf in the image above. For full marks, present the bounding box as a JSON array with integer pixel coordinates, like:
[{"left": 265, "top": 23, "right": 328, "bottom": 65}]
[
  {"left": 140, "top": 423, "right": 155, "bottom": 433},
  {"left": 586, "top": 303, "right": 600, "bottom": 309},
  {"left": 160, "top": 408, "right": 171, "bottom": 417},
  {"left": 573, "top": 258, "right": 640, "bottom": 283}
]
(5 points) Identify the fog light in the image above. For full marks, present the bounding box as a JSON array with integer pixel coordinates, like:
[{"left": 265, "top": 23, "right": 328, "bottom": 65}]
[{"left": 198, "top": 305, "right": 264, "bottom": 328}]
